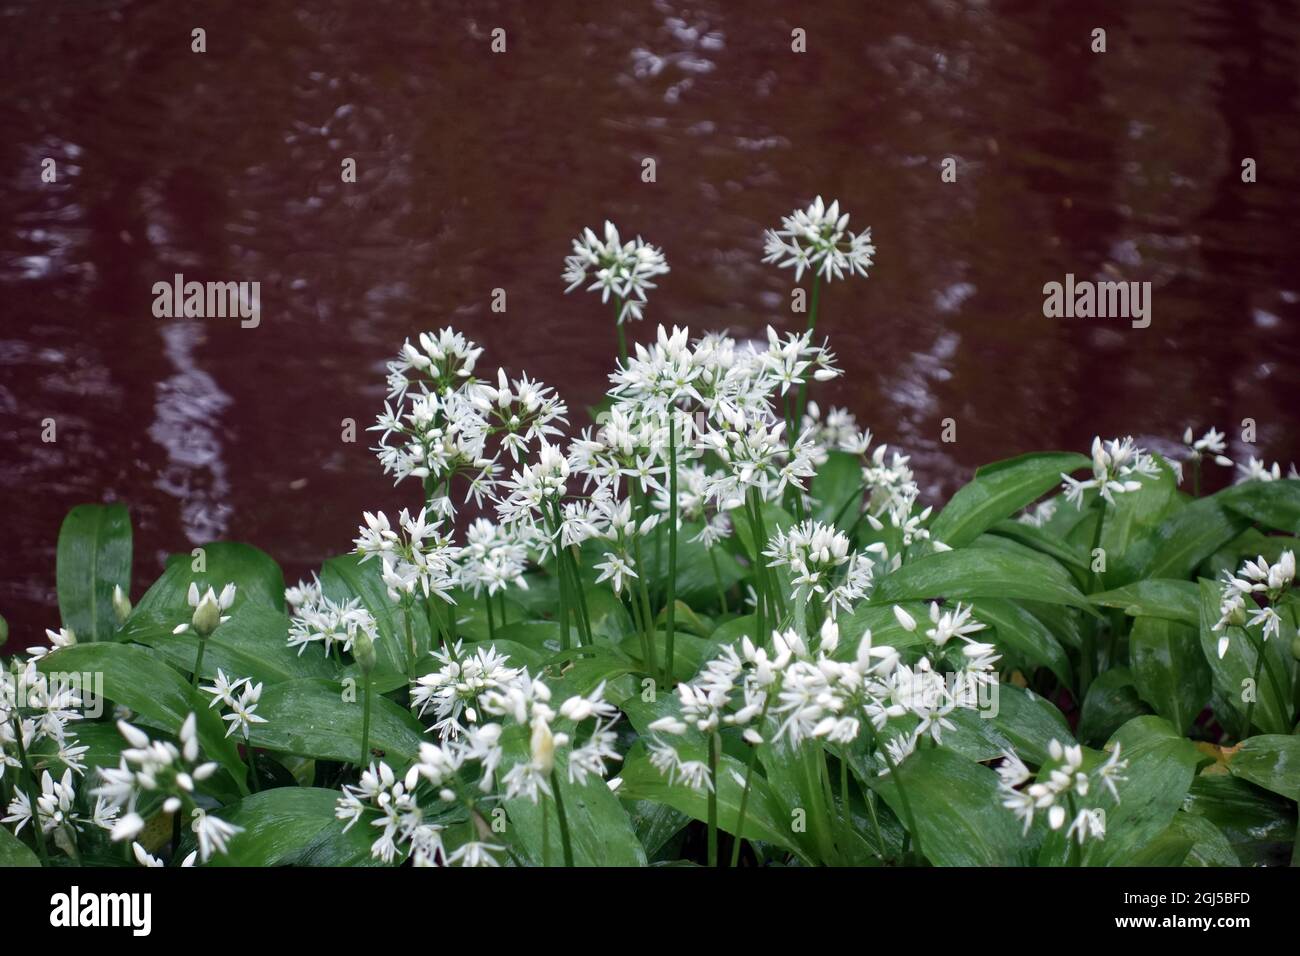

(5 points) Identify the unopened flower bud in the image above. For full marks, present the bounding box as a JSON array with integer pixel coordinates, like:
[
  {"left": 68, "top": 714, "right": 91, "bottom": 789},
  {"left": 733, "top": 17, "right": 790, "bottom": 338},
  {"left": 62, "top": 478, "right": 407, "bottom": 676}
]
[
  {"left": 530, "top": 715, "right": 555, "bottom": 776},
  {"left": 112, "top": 584, "right": 132, "bottom": 625},
  {"left": 192, "top": 592, "right": 222, "bottom": 638},
  {"left": 354, "top": 630, "right": 377, "bottom": 675}
]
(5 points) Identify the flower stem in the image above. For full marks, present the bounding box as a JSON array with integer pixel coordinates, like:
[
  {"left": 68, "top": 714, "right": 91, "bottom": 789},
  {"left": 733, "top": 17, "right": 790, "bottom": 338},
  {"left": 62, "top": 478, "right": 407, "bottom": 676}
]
[
  {"left": 246, "top": 740, "right": 260, "bottom": 792},
  {"left": 485, "top": 592, "right": 496, "bottom": 641},
  {"left": 359, "top": 673, "right": 373, "bottom": 768},
  {"left": 615, "top": 299, "right": 627, "bottom": 365},
  {"left": 665, "top": 412, "right": 679, "bottom": 687},
  {"left": 706, "top": 731, "right": 720, "bottom": 867},
  {"left": 190, "top": 639, "right": 208, "bottom": 689},
  {"left": 708, "top": 547, "right": 728, "bottom": 614},
  {"left": 881, "top": 744, "right": 923, "bottom": 865},
  {"left": 794, "top": 273, "right": 822, "bottom": 425},
  {"left": 550, "top": 770, "right": 574, "bottom": 867},
  {"left": 10, "top": 711, "right": 49, "bottom": 866}
]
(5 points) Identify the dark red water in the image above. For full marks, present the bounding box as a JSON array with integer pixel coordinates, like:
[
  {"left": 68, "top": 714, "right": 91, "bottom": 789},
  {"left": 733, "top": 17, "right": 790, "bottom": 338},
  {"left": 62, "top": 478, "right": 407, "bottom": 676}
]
[{"left": 3, "top": 0, "right": 1299, "bottom": 644}]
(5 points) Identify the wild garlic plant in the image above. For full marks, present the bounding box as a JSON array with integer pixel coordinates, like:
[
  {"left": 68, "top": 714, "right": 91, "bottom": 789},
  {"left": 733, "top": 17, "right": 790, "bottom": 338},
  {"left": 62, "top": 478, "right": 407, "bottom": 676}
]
[
  {"left": 1212, "top": 550, "right": 1297, "bottom": 733},
  {"left": 563, "top": 219, "right": 670, "bottom": 361}
]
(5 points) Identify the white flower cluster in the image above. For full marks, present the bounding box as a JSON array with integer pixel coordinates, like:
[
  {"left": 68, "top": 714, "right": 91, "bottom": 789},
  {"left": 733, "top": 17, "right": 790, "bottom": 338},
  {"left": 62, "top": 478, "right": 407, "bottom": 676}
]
[
  {"left": 997, "top": 739, "right": 1127, "bottom": 845},
  {"left": 201, "top": 670, "right": 268, "bottom": 740},
  {"left": 1183, "top": 426, "right": 1233, "bottom": 468},
  {"left": 1212, "top": 550, "right": 1295, "bottom": 657},
  {"left": 2, "top": 767, "right": 118, "bottom": 856},
  {"left": 370, "top": 328, "right": 568, "bottom": 495},
  {"left": 354, "top": 507, "right": 460, "bottom": 605},
  {"left": 339, "top": 648, "right": 621, "bottom": 866},
  {"left": 2, "top": 650, "right": 89, "bottom": 784},
  {"left": 762, "top": 196, "right": 875, "bottom": 283},
  {"left": 457, "top": 518, "right": 533, "bottom": 597},
  {"left": 286, "top": 579, "right": 380, "bottom": 659},
  {"left": 94, "top": 716, "right": 243, "bottom": 862},
  {"left": 763, "top": 520, "right": 882, "bottom": 617},
  {"left": 1061, "top": 436, "right": 1162, "bottom": 508},
  {"left": 563, "top": 220, "right": 670, "bottom": 323},
  {"left": 1235, "top": 457, "right": 1298, "bottom": 484},
  {"left": 647, "top": 622, "right": 898, "bottom": 791}
]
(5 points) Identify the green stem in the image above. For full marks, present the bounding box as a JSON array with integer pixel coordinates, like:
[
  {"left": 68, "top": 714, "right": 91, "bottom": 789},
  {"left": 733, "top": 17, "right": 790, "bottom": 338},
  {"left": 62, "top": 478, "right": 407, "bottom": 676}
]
[
  {"left": 665, "top": 413, "right": 679, "bottom": 687},
  {"left": 794, "top": 273, "right": 822, "bottom": 425},
  {"left": 1244, "top": 634, "right": 1266, "bottom": 738},
  {"left": 550, "top": 770, "right": 574, "bottom": 867},
  {"left": 190, "top": 639, "right": 208, "bottom": 689},
  {"left": 246, "top": 740, "right": 260, "bottom": 792},
  {"left": 485, "top": 592, "right": 496, "bottom": 641},
  {"left": 707, "top": 732, "right": 720, "bottom": 867},
  {"left": 11, "top": 711, "right": 49, "bottom": 865},
  {"left": 708, "top": 547, "right": 729, "bottom": 614},
  {"left": 360, "top": 673, "right": 373, "bottom": 768},
  {"left": 615, "top": 298, "right": 627, "bottom": 365},
  {"left": 881, "top": 745, "right": 923, "bottom": 865}
]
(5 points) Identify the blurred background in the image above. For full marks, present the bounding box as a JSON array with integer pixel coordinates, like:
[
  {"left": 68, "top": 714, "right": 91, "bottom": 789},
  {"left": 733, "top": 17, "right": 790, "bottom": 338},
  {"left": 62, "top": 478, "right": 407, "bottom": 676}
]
[{"left": 2, "top": 0, "right": 1298, "bottom": 643}]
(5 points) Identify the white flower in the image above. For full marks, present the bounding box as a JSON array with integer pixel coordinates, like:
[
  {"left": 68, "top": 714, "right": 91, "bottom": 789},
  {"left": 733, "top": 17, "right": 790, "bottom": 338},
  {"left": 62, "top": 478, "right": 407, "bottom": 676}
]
[
  {"left": 1061, "top": 437, "right": 1161, "bottom": 508},
  {"left": 563, "top": 221, "right": 670, "bottom": 323},
  {"left": 172, "top": 582, "right": 236, "bottom": 636},
  {"left": 762, "top": 196, "right": 875, "bottom": 283}
]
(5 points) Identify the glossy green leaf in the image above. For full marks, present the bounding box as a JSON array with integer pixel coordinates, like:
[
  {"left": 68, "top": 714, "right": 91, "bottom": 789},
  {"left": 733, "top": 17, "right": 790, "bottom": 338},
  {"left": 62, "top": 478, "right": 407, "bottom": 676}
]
[
  {"left": 1196, "top": 579, "right": 1291, "bottom": 736},
  {"left": 248, "top": 678, "right": 426, "bottom": 769},
  {"left": 1089, "top": 579, "right": 1199, "bottom": 626},
  {"left": 1226, "top": 734, "right": 1300, "bottom": 801},
  {"left": 0, "top": 825, "right": 39, "bottom": 867},
  {"left": 1183, "top": 774, "right": 1296, "bottom": 867},
  {"left": 872, "top": 548, "right": 1094, "bottom": 611},
  {"left": 36, "top": 643, "right": 246, "bottom": 792},
  {"left": 1077, "top": 668, "right": 1150, "bottom": 747},
  {"left": 1129, "top": 616, "right": 1211, "bottom": 734},
  {"left": 203, "top": 787, "right": 384, "bottom": 866},
  {"left": 56, "top": 503, "right": 133, "bottom": 642},
  {"left": 1219, "top": 479, "right": 1300, "bottom": 534},
  {"left": 970, "top": 598, "right": 1073, "bottom": 686},
  {"left": 988, "top": 520, "right": 1089, "bottom": 573},
  {"left": 866, "top": 747, "right": 1030, "bottom": 866},
  {"left": 929, "top": 452, "right": 1090, "bottom": 549}
]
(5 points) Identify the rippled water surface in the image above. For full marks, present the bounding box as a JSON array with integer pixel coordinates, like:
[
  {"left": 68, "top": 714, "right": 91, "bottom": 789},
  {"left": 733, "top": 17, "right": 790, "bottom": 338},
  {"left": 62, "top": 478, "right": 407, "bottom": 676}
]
[{"left": 3, "top": 0, "right": 1299, "bottom": 640}]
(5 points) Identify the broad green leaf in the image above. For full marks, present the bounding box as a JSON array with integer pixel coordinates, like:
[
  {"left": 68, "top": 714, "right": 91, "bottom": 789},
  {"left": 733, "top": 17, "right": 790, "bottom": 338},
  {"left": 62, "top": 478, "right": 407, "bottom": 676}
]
[
  {"left": 1226, "top": 734, "right": 1300, "bottom": 801},
  {"left": 0, "top": 824, "right": 39, "bottom": 867},
  {"left": 248, "top": 678, "right": 426, "bottom": 769},
  {"left": 984, "top": 683, "right": 1076, "bottom": 764},
  {"left": 1121, "top": 496, "right": 1249, "bottom": 583},
  {"left": 36, "top": 643, "right": 246, "bottom": 792},
  {"left": 970, "top": 598, "right": 1073, "bottom": 686},
  {"left": 929, "top": 452, "right": 1090, "bottom": 549},
  {"left": 988, "top": 519, "right": 1089, "bottom": 573},
  {"left": 132, "top": 542, "right": 284, "bottom": 623},
  {"left": 56, "top": 503, "right": 132, "bottom": 642},
  {"left": 1167, "top": 813, "right": 1240, "bottom": 867},
  {"left": 1082, "top": 715, "right": 1203, "bottom": 866},
  {"left": 203, "top": 787, "right": 384, "bottom": 866},
  {"left": 1218, "top": 479, "right": 1300, "bottom": 534},
  {"left": 1097, "top": 460, "right": 1178, "bottom": 573},
  {"left": 1183, "top": 774, "right": 1296, "bottom": 866},
  {"left": 866, "top": 747, "right": 1030, "bottom": 866},
  {"left": 811, "top": 450, "right": 864, "bottom": 526},
  {"left": 619, "top": 741, "right": 799, "bottom": 855},
  {"left": 1089, "top": 579, "right": 1199, "bottom": 626},
  {"left": 120, "top": 600, "right": 334, "bottom": 687},
  {"left": 500, "top": 731, "right": 646, "bottom": 867},
  {"left": 872, "top": 548, "right": 1094, "bottom": 611},
  {"left": 1077, "top": 668, "right": 1150, "bottom": 747},
  {"left": 1129, "top": 616, "right": 1211, "bottom": 734}
]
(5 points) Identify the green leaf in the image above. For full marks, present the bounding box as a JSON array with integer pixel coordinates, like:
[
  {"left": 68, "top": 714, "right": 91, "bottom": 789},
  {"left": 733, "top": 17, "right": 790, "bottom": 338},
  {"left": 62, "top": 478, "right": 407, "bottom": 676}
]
[
  {"left": 1089, "top": 579, "right": 1200, "bottom": 626},
  {"left": 204, "top": 788, "right": 384, "bottom": 866},
  {"left": 1129, "top": 617, "right": 1211, "bottom": 734},
  {"left": 248, "top": 678, "right": 427, "bottom": 769},
  {"left": 1082, "top": 715, "right": 1203, "bottom": 866},
  {"left": 56, "top": 503, "right": 133, "bottom": 642},
  {"left": 501, "top": 731, "right": 646, "bottom": 867},
  {"left": 132, "top": 542, "right": 284, "bottom": 620},
  {"left": 872, "top": 548, "right": 1095, "bottom": 611},
  {"left": 1218, "top": 479, "right": 1300, "bottom": 534},
  {"left": 811, "top": 450, "right": 863, "bottom": 526},
  {"left": 988, "top": 519, "right": 1090, "bottom": 573},
  {"left": 1122, "top": 496, "right": 1249, "bottom": 583},
  {"left": 970, "top": 598, "right": 1073, "bottom": 687},
  {"left": 619, "top": 741, "right": 799, "bottom": 854},
  {"left": 0, "top": 825, "right": 39, "bottom": 867},
  {"left": 120, "top": 601, "right": 334, "bottom": 687},
  {"left": 36, "top": 643, "right": 247, "bottom": 792},
  {"left": 1183, "top": 774, "right": 1296, "bottom": 867},
  {"left": 1077, "top": 668, "right": 1150, "bottom": 747},
  {"left": 865, "top": 747, "right": 1030, "bottom": 866},
  {"left": 1226, "top": 734, "right": 1300, "bottom": 801},
  {"left": 320, "top": 553, "right": 425, "bottom": 685},
  {"left": 1166, "top": 813, "right": 1240, "bottom": 867},
  {"left": 929, "top": 452, "right": 1090, "bottom": 549}
]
